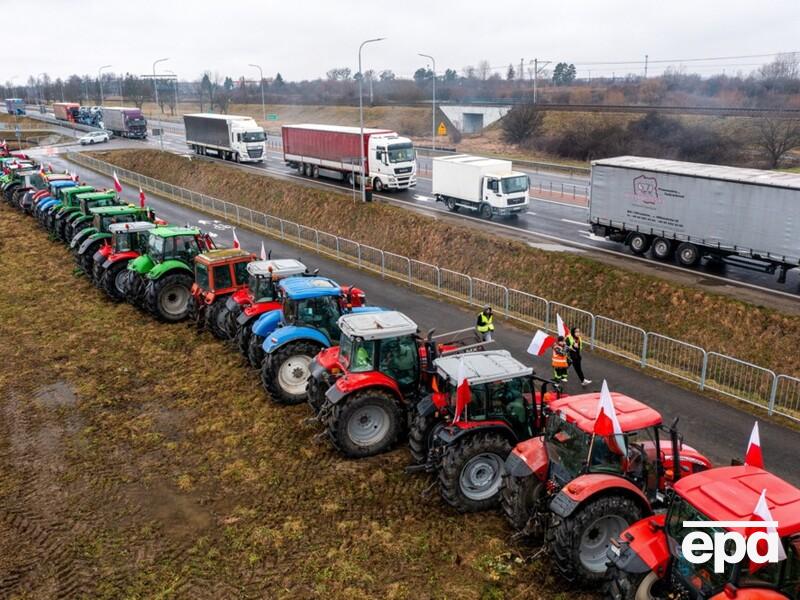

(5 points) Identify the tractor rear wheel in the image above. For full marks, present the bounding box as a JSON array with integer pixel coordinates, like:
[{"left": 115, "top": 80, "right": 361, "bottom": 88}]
[
  {"left": 548, "top": 495, "right": 642, "bottom": 585},
  {"left": 236, "top": 322, "right": 252, "bottom": 357},
  {"left": 146, "top": 272, "right": 194, "bottom": 322},
  {"left": 102, "top": 260, "right": 129, "bottom": 301},
  {"left": 408, "top": 411, "right": 439, "bottom": 464},
  {"left": 79, "top": 242, "right": 100, "bottom": 276},
  {"left": 500, "top": 474, "right": 546, "bottom": 536},
  {"left": 438, "top": 433, "right": 511, "bottom": 512},
  {"left": 207, "top": 301, "right": 230, "bottom": 340},
  {"left": 327, "top": 389, "right": 403, "bottom": 458},
  {"left": 247, "top": 333, "right": 265, "bottom": 368},
  {"left": 264, "top": 341, "right": 321, "bottom": 404}
]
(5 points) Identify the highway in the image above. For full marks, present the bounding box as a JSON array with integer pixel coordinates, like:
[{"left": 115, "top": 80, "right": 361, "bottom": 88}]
[{"left": 28, "top": 149, "right": 800, "bottom": 486}]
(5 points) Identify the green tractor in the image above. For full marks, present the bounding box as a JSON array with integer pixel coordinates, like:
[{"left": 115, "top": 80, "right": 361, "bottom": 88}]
[
  {"left": 48, "top": 185, "right": 97, "bottom": 240},
  {"left": 121, "top": 226, "right": 215, "bottom": 322},
  {"left": 63, "top": 191, "right": 120, "bottom": 243}
]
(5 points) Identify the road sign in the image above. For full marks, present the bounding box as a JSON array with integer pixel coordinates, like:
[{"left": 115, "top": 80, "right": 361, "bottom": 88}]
[
  {"left": 437, "top": 121, "right": 447, "bottom": 136},
  {"left": 267, "top": 114, "right": 278, "bottom": 121}
]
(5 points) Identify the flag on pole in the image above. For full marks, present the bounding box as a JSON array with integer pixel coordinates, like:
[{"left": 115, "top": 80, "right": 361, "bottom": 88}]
[
  {"left": 594, "top": 380, "right": 626, "bottom": 454},
  {"left": 557, "top": 313, "right": 569, "bottom": 338},
  {"left": 745, "top": 421, "right": 764, "bottom": 469},
  {"left": 139, "top": 187, "right": 146, "bottom": 209},
  {"left": 260, "top": 241, "right": 267, "bottom": 261},
  {"left": 232, "top": 228, "right": 241, "bottom": 249},
  {"left": 112, "top": 171, "right": 123, "bottom": 193},
  {"left": 527, "top": 330, "right": 556, "bottom": 356},
  {"left": 452, "top": 359, "right": 472, "bottom": 423},
  {"left": 748, "top": 488, "right": 787, "bottom": 572}
]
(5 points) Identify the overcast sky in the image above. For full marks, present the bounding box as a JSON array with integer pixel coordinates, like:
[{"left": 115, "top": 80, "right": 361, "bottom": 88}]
[{"left": 4, "top": 0, "right": 799, "bottom": 84}]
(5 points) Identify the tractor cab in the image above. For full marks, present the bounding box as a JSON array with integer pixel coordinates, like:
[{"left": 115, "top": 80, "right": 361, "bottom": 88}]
[
  {"left": 49, "top": 185, "right": 97, "bottom": 239},
  {"left": 140, "top": 227, "right": 208, "bottom": 267},
  {"left": 190, "top": 248, "right": 255, "bottom": 337},
  {"left": 278, "top": 277, "right": 347, "bottom": 343},
  {"left": 66, "top": 191, "right": 119, "bottom": 233},
  {"left": 36, "top": 179, "right": 76, "bottom": 217},
  {"left": 94, "top": 222, "right": 159, "bottom": 301},
  {"left": 109, "top": 221, "right": 157, "bottom": 254},
  {"left": 72, "top": 205, "right": 153, "bottom": 275},
  {"left": 607, "top": 465, "right": 800, "bottom": 600}
]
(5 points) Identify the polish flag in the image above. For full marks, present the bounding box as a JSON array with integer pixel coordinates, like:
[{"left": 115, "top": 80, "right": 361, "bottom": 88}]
[
  {"left": 527, "top": 330, "right": 556, "bottom": 356},
  {"left": 745, "top": 421, "right": 764, "bottom": 469},
  {"left": 260, "top": 241, "right": 267, "bottom": 261},
  {"left": 139, "top": 187, "right": 146, "bottom": 208},
  {"left": 232, "top": 228, "right": 241, "bottom": 249},
  {"left": 557, "top": 314, "right": 569, "bottom": 338},
  {"left": 748, "top": 488, "right": 787, "bottom": 571},
  {"left": 593, "top": 381, "right": 622, "bottom": 437},
  {"left": 452, "top": 359, "right": 472, "bottom": 423},
  {"left": 112, "top": 171, "right": 123, "bottom": 193}
]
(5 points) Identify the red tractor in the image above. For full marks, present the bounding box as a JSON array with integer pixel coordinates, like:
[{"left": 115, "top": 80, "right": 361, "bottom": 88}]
[
  {"left": 189, "top": 248, "right": 257, "bottom": 338},
  {"left": 501, "top": 393, "right": 712, "bottom": 585},
  {"left": 94, "top": 221, "right": 160, "bottom": 300},
  {"left": 317, "top": 311, "right": 487, "bottom": 458},
  {"left": 606, "top": 465, "right": 800, "bottom": 600}
]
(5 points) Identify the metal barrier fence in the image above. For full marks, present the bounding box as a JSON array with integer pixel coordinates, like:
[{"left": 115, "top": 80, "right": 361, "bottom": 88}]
[{"left": 66, "top": 152, "right": 800, "bottom": 423}]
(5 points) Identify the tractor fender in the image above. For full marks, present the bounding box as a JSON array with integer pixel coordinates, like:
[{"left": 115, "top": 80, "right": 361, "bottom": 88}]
[
  {"left": 225, "top": 288, "right": 251, "bottom": 311},
  {"left": 262, "top": 325, "right": 331, "bottom": 355},
  {"left": 45, "top": 201, "right": 62, "bottom": 214},
  {"left": 244, "top": 300, "right": 282, "bottom": 320},
  {"left": 128, "top": 253, "right": 155, "bottom": 275},
  {"left": 65, "top": 210, "right": 83, "bottom": 224},
  {"left": 417, "top": 393, "right": 436, "bottom": 417},
  {"left": 609, "top": 514, "right": 670, "bottom": 577},
  {"left": 146, "top": 259, "right": 192, "bottom": 280},
  {"left": 102, "top": 251, "right": 138, "bottom": 270},
  {"left": 505, "top": 436, "right": 549, "bottom": 479},
  {"left": 310, "top": 347, "right": 341, "bottom": 380},
  {"left": 436, "top": 420, "right": 519, "bottom": 448},
  {"left": 251, "top": 309, "right": 284, "bottom": 338},
  {"left": 549, "top": 474, "right": 652, "bottom": 519},
  {"left": 78, "top": 233, "right": 109, "bottom": 255},
  {"left": 708, "top": 590, "right": 788, "bottom": 600},
  {"left": 324, "top": 371, "right": 403, "bottom": 405},
  {"left": 71, "top": 227, "right": 99, "bottom": 249},
  {"left": 38, "top": 197, "right": 58, "bottom": 212}
]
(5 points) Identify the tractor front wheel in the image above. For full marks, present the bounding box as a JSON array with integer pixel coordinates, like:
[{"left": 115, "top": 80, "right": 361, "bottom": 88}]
[
  {"left": 306, "top": 372, "right": 328, "bottom": 415},
  {"left": 79, "top": 242, "right": 101, "bottom": 276},
  {"left": 548, "top": 495, "right": 642, "bottom": 585},
  {"left": 500, "top": 473, "right": 546, "bottom": 536},
  {"left": 236, "top": 322, "right": 252, "bottom": 357},
  {"left": 264, "top": 341, "right": 321, "bottom": 404},
  {"left": 408, "top": 411, "right": 439, "bottom": 464},
  {"left": 438, "top": 433, "right": 511, "bottom": 512},
  {"left": 146, "top": 272, "right": 194, "bottom": 322},
  {"left": 102, "top": 260, "right": 129, "bottom": 302},
  {"left": 327, "top": 390, "right": 402, "bottom": 458},
  {"left": 207, "top": 301, "right": 230, "bottom": 340},
  {"left": 603, "top": 568, "right": 666, "bottom": 600}
]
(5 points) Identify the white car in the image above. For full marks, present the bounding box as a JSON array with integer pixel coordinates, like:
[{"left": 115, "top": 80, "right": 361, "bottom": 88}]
[{"left": 79, "top": 131, "right": 110, "bottom": 145}]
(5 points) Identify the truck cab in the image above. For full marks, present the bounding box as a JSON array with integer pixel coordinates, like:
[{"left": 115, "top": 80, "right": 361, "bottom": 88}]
[{"left": 369, "top": 134, "right": 417, "bottom": 192}]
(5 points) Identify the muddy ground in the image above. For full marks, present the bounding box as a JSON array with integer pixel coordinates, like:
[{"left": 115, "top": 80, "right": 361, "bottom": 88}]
[{"left": 0, "top": 204, "right": 587, "bottom": 598}]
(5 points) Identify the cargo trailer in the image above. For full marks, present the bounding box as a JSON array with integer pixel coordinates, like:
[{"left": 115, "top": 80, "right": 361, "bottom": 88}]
[{"left": 184, "top": 113, "right": 266, "bottom": 163}]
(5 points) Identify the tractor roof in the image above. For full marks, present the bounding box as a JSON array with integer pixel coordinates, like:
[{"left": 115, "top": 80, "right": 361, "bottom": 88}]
[
  {"left": 339, "top": 311, "right": 417, "bottom": 341},
  {"left": 149, "top": 226, "right": 200, "bottom": 237},
  {"left": 280, "top": 276, "right": 341, "bottom": 299},
  {"left": 89, "top": 205, "right": 143, "bottom": 216},
  {"left": 63, "top": 185, "right": 95, "bottom": 195},
  {"left": 195, "top": 248, "right": 253, "bottom": 264},
  {"left": 44, "top": 174, "right": 72, "bottom": 181},
  {"left": 247, "top": 258, "right": 307, "bottom": 277},
  {"left": 77, "top": 191, "right": 116, "bottom": 200},
  {"left": 50, "top": 180, "right": 76, "bottom": 188},
  {"left": 434, "top": 350, "right": 532, "bottom": 386},
  {"left": 548, "top": 393, "right": 662, "bottom": 433},
  {"left": 674, "top": 466, "right": 800, "bottom": 537},
  {"left": 109, "top": 221, "right": 156, "bottom": 234}
]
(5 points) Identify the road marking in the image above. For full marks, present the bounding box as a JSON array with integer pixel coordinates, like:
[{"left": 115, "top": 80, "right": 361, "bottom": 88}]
[
  {"left": 531, "top": 196, "right": 589, "bottom": 210},
  {"left": 526, "top": 211, "right": 537, "bottom": 216},
  {"left": 413, "top": 194, "right": 433, "bottom": 202},
  {"left": 561, "top": 218, "right": 588, "bottom": 226}
]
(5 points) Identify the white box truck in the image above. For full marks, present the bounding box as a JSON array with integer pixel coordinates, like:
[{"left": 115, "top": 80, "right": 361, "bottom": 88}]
[
  {"left": 589, "top": 156, "right": 800, "bottom": 282},
  {"left": 184, "top": 113, "right": 266, "bottom": 163},
  {"left": 432, "top": 155, "right": 529, "bottom": 219}
]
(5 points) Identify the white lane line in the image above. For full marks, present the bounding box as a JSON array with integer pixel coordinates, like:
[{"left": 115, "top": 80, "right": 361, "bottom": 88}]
[
  {"left": 562, "top": 218, "right": 588, "bottom": 226},
  {"left": 531, "top": 196, "right": 589, "bottom": 210},
  {"left": 526, "top": 211, "right": 537, "bottom": 216}
]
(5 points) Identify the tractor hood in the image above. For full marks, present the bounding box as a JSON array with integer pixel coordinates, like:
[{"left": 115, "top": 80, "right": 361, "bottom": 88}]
[
  {"left": 128, "top": 254, "right": 155, "bottom": 274},
  {"left": 251, "top": 309, "right": 284, "bottom": 338}
]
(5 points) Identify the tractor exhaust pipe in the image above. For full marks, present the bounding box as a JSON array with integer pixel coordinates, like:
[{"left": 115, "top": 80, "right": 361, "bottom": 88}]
[{"left": 669, "top": 417, "right": 681, "bottom": 482}]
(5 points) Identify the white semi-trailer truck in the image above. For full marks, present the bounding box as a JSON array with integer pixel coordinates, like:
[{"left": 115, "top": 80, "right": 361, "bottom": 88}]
[
  {"left": 589, "top": 156, "right": 800, "bottom": 282},
  {"left": 184, "top": 113, "right": 266, "bottom": 163},
  {"left": 432, "top": 154, "right": 530, "bottom": 219}
]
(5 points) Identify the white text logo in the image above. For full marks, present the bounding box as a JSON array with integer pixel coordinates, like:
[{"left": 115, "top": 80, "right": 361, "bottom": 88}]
[{"left": 681, "top": 521, "right": 781, "bottom": 573}]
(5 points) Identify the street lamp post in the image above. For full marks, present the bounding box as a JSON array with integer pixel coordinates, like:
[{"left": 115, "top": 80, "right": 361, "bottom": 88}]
[
  {"left": 418, "top": 53, "right": 436, "bottom": 151},
  {"left": 98, "top": 64, "right": 112, "bottom": 106},
  {"left": 152, "top": 57, "right": 169, "bottom": 151},
  {"left": 358, "top": 37, "right": 386, "bottom": 203},
  {"left": 248, "top": 63, "right": 265, "bottom": 122}
]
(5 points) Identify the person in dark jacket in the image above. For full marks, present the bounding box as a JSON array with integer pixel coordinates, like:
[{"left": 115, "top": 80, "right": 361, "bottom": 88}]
[{"left": 566, "top": 326, "right": 591, "bottom": 386}]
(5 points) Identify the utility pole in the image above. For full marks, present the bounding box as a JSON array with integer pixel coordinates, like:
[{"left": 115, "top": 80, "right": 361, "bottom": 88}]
[
  {"left": 369, "top": 74, "right": 374, "bottom": 105},
  {"left": 358, "top": 38, "right": 386, "bottom": 203},
  {"left": 98, "top": 65, "right": 111, "bottom": 106},
  {"left": 534, "top": 58, "right": 538, "bottom": 102},
  {"left": 419, "top": 53, "right": 436, "bottom": 151},
  {"left": 152, "top": 57, "right": 169, "bottom": 151},
  {"left": 520, "top": 57, "right": 524, "bottom": 82},
  {"left": 644, "top": 54, "right": 649, "bottom": 79},
  {"left": 248, "top": 63, "right": 266, "bottom": 122}
]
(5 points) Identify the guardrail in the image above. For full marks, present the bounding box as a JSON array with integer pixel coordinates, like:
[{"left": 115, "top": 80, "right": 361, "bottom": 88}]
[{"left": 66, "top": 152, "right": 800, "bottom": 423}]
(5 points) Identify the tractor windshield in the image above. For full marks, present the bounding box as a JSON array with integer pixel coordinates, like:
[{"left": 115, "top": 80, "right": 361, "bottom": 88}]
[
  {"left": 195, "top": 263, "right": 209, "bottom": 290},
  {"left": 146, "top": 234, "right": 166, "bottom": 263},
  {"left": 455, "top": 377, "right": 533, "bottom": 430},
  {"left": 249, "top": 274, "right": 277, "bottom": 303},
  {"left": 113, "top": 232, "right": 135, "bottom": 253},
  {"left": 339, "top": 335, "right": 376, "bottom": 373},
  {"left": 285, "top": 295, "right": 341, "bottom": 342}
]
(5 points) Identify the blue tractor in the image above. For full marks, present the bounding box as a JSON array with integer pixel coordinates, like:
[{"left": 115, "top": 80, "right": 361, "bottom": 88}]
[
  {"left": 35, "top": 179, "right": 78, "bottom": 225},
  {"left": 250, "top": 276, "right": 381, "bottom": 405}
]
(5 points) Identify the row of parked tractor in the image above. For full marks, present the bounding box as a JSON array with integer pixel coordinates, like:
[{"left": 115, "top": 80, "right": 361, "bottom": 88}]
[{"left": 3, "top": 158, "right": 800, "bottom": 599}]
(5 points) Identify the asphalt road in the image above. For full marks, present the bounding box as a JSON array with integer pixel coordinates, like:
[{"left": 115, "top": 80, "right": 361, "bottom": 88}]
[{"left": 32, "top": 151, "right": 800, "bottom": 486}]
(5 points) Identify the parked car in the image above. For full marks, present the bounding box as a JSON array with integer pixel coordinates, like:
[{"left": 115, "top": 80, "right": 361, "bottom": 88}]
[{"left": 79, "top": 131, "right": 110, "bottom": 145}]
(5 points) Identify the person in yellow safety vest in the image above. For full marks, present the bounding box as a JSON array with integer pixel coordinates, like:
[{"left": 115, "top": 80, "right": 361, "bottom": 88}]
[
  {"left": 476, "top": 305, "right": 494, "bottom": 342},
  {"left": 551, "top": 336, "right": 570, "bottom": 383},
  {"left": 353, "top": 342, "right": 373, "bottom": 371},
  {"left": 565, "top": 327, "right": 592, "bottom": 386}
]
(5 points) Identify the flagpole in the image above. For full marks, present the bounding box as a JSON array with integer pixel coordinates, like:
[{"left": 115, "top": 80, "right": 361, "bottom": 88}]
[{"left": 585, "top": 433, "right": 596, "bottom": 472}]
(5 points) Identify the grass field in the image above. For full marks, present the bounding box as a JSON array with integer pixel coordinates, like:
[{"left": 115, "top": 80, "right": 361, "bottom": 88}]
[{"left": 0, "top": 203, "right": 589, "bottom": 598}]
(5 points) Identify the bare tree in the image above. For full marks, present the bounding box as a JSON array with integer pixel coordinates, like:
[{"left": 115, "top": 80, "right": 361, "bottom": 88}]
[
  {"left": 501, "top": 100, "right": 545, "bottom": 144},
  {"left": 753, "top": 113, "right": 800, "bottom": 168},
  {"left": 477, "top": 60, "right": 491, "bottom": 81},
  {"left": 759, "top": 53, "right": 800, "bottom": 81}
]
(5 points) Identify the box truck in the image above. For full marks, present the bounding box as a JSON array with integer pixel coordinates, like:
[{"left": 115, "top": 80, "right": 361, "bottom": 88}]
[
  {"left": 53, "top": 102, "right": 80, "bottom": 122},
  {"left": 282, "top": 124, "right": 416, "bottom": 192},
  {"left": 184, "top": 113, "right": 266, "bottom": 163},
  {"left": 589, "top": 156, "right": 800, "bottom": 282},
  {"left": 432, "top": 154, "right": 529, "bottom": 219},
  {"left": 4, "top": 98, "right": 25, "bottom": 115},
  {"left": 100, "top": 107, "right": 147, "bottom": 139}
]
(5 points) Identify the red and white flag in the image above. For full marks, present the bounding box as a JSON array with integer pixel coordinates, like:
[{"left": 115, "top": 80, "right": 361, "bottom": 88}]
[
  {"left": 70, "top": 171, "right": 78, "bottom": 182},
  {"left": 745, "top": 421, "right": 764, "bottom": 469},
  {"left": 557, "top": 313, "right": 569, "bottom": 338},
  {"left": 593, "top": 380, "right": 622, "bottom": 437},
  {"left": 232, "top": 228, "right": 241, "bottom": 249},
  {"left": 749, "top": 488, "right": 787, "bottom": 569},
  {"left": 260, "top": 241, "right": 267, "bottom": 261},
  {"left": 139, "top": 187, "right": 146, "bottom": 208},
  {"left": 112, "top": 171, "right": 123, "bottom": 193},
  {"left": 527, "top": 330, "right": 556, "bottom": 356},
  {"left": 452, "top": 359, "right": 472, "bottom": 423}
]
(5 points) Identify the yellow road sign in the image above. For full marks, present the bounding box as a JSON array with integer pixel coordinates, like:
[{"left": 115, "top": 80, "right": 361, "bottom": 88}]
[{"left": 437, "top": 122, "right": 447, "bottom": 136}]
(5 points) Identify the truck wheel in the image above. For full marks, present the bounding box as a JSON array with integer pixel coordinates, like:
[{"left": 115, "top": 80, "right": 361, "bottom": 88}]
[
  {"left": 445, "top": 197, "right": 459, "bottom": 212},
  {"left": 373, "top": 178, "right": 384, "bottom": 192},
  {"left": 247, "top": 333, "right": 265, "bottom": 368},
  {"left": 408, "top": 411, "right": 439, "bottom": 464},
  {"left": 345, "top": 172, "right": 354, "bottom": 187},
  {"left": 628, "top": 233, "right": 651, "bottom": 255},
  {"left": 327, "top": 390, "right": 402, "bottom": 458},
  {"left": 234, "top": 153, "right": 241, "bottom": 163},
  {"left": 303, "top": 163, "right": 311, "bottom": 177},
  {"left": 146, "top": 272, "right": 194, "bottom": 322},
  {"left": 438, "top": 433, "right": 511, "bottom": 512},
  {"left": 548, "top": 495, "right": 642, "bottom": 585},
  {"left": 479, "top": 203, "right": 493, "bottom": 220},
  {"left": 102, "top": 260, "right": 129, "bottom": 302},
  {"left": 651, "top": 237, "right": 673, "bottom": 261},
  {"left": 264, "top": 341, "right": 321, "bottom": 404},
  {"left": 501, "top": 474, "right": 546, "bottom": 536},
  {"left": 312, "top": 166, "right": 319, "bottom": 179},
  {"left": 676, "top": 242, "right": 700, "bottom": 267}
]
